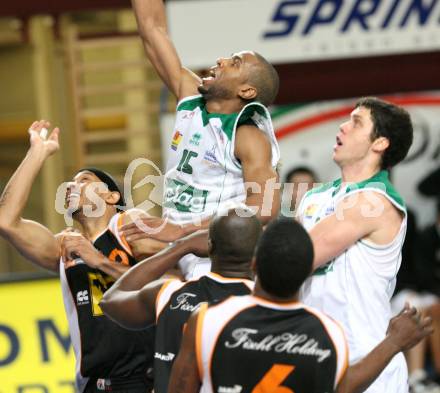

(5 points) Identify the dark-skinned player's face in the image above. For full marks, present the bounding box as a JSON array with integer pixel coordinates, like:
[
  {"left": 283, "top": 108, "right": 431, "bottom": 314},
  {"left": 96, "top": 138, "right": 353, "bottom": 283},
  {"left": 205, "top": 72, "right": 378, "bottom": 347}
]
[{"left": 198, "top": 51, "right": 259, "bottom": 101}]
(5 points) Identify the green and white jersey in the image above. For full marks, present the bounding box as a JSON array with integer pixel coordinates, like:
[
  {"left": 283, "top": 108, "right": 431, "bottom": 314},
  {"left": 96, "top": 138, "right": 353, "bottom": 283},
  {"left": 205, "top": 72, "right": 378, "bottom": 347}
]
[
  {"left": 297, "top": 170, "right": 408, "bottom": 393},
  {"left": 163, "top": 95, "right": 280, "bottom": 224}
]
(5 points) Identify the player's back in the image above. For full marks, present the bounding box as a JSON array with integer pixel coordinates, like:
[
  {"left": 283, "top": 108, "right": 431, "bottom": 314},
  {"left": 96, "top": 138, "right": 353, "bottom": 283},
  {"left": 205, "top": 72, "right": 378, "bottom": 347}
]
[
  {"left": 198, "top": 295, "right": 348, "bottom": 393},
  {"left": 154, "top": 272, "right": 253, "bottom": 393}
]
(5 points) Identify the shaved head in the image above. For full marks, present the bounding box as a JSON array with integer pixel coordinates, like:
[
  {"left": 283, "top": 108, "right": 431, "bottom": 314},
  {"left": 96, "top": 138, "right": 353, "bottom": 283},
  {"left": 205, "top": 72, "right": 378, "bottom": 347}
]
[
  {"left": 209, "top": 209, "right": 262, "bottom": 266},
  {"left": 248, "top": 52, "right": 279, "bottom": 106}
]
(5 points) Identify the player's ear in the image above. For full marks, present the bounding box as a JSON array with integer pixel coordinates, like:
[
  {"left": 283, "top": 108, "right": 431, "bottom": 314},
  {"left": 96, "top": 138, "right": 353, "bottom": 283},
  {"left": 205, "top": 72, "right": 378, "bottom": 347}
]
[
  {"left": 238, "top": 84, "right": 257, "bottom": 101},
  {"left": 372, "top": 136, "right": 389, "bottom": 154},
  {"left": 106, "top": 191, "right": 121, "bottom": 206}
]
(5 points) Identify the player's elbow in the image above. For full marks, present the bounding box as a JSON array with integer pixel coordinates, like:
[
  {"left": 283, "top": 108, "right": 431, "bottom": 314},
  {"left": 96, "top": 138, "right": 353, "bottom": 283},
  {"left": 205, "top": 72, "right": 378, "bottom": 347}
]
[
  {"left": 99, "top": 290, "right": 116, "bottom": 315},
  {"left": 0, "top": 215, "right": 18, "bottom": 235}
]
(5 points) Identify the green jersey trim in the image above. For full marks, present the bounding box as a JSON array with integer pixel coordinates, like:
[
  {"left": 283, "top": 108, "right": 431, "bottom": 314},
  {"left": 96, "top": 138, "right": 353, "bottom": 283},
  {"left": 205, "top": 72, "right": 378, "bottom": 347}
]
[
  {"left": 176, "top": 95, "right": 205, "bottom": 112},
  {"left": 177, "top": 96, "right": 269, "bottom": 143},
  {"left": 304, "top": 178, "right": 341, "bottom": 198},
  {"left": 342, "top": 170, "right": 406, "bottom": 211},
  {"left": 304, "top": 171, "right": 405, "bottom": 211}
]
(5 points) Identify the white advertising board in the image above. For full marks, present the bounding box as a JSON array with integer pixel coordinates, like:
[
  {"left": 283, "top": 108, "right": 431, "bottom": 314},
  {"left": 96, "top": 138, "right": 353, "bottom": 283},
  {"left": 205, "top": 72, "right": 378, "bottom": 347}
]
[{"left": 168, "top": 0, "right": 440, "bottom": 68}]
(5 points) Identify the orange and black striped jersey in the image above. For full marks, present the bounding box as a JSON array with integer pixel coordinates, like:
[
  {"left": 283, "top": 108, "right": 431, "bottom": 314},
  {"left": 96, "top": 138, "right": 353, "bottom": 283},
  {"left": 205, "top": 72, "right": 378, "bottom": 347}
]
[
  {"left": 60, "top": 213, "right": 155, "bottom": 391},
  {"left": 197, "top": 295, "right": 349, "bottom": 393},
  {"left": 154, "top": 272, "right": 253, "bottom": 393}
]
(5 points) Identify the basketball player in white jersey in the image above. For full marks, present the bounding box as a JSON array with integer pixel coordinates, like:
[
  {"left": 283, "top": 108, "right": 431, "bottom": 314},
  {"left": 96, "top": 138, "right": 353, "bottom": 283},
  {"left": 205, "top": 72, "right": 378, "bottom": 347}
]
[
  {"left": 122, "top": 0, "right": 280, "bottom": 278},
  {"left": 297, "top": 97, "right": 414, "bottom": 392}
]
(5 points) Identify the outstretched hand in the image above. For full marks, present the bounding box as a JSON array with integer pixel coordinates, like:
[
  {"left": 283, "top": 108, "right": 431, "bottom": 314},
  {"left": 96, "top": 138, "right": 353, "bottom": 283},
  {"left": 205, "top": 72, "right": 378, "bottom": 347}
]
[
  {"left": 386, "top": 303, "right": 434, "bottom": 352},
  {"left": 28, "top": 120, "right": 60, "bottom": 157}
]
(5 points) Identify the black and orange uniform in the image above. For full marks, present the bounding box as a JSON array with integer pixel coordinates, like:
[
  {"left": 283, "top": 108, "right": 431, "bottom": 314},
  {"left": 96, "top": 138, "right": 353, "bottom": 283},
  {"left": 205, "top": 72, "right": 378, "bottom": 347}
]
[
  {"left": 196, "top": 295, "right": 349, "bottom": 393},
  {"left": 154, "top": 272, "right": 253, "bottom": 393},
  {"left": 60, "top": 213, "right": 155, "bottom": 393}
]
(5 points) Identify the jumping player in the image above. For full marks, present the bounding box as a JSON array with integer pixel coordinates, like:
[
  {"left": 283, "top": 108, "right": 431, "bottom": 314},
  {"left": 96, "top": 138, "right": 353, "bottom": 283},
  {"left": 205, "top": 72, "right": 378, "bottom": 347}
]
[{"left": 122, "top": 0, "right": 281, "bottom": 278}]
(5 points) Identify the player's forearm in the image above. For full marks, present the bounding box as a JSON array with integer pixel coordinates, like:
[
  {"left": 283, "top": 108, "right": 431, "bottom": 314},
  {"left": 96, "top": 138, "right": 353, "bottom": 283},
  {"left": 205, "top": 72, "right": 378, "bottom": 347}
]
[
  {"left": 337, "top": 338, "right": 399, "bottom": 393},
  {"left": 95, "top": 256, "right": 131, "bottom": 280},
  {"left": 131, "top": 0, "right": 167, "bottom": 43},
  {"left": 111, "top": 240, "right": 189, "bottom": 291},
  {"left": 0, "top": 147, "right": 47, "bottom": 230},
  {"left": 180, "top": 218, "right": 210, "bottom": 237},
  {"left": 246, "top": 188, "right": 280, "bottom": 224}
]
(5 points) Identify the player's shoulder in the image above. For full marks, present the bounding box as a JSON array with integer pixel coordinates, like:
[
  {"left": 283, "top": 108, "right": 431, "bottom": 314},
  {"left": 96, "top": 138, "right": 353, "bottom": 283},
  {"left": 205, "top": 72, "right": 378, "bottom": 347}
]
[{"left": 339, "top": 170, "right": 405, "bottom": 211}]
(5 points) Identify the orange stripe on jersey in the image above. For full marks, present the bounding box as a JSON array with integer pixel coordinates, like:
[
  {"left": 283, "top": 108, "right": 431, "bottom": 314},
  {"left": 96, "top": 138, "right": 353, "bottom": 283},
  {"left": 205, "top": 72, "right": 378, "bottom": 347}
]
[
  {"left": 207, "top": 301, "right": 257, "bottom": 384},
  {"left": 155, "top": 279, "right": 176, "bottom": 323},
  {"left": 253, "top": 295, "right": 300, "bottom": 308},
  {"left": 304, "top": 306, "right": 349, "bottom": 386},
  {"left": 117, "top": 213, "right": 133, "bottom": 256},
  {"left": 196, "top": 302, "right": 208, "bottom": 381},
  {"left": 208, "top": 272, "right": 253, "bottom": 284}
]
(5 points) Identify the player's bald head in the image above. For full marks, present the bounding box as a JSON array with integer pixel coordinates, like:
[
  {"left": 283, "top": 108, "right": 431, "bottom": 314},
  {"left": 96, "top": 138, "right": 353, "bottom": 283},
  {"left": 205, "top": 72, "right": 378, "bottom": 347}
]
[
  {"left": 247, "top": 52, "right": 279, "bottom": 106},
  {"left": 209, "top": 208, "right": 262, "bottom": 264}
]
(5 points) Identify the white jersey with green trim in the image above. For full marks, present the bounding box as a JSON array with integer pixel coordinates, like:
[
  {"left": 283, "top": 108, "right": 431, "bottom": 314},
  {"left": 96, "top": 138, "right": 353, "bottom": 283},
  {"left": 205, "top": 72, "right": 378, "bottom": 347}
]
[
  {"left": 163, "top": 94, "right": 279, "bottom": 223},
  {"left": 297, "top": 170, "right": 409, "bottom": 393},
  {"left": 163, "top": 95, "right": 279, "bottom": 279}
]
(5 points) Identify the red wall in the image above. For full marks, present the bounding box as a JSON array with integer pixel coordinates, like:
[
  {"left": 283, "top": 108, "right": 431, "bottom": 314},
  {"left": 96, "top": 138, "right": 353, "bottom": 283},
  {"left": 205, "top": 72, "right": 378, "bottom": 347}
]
[{"left": 275, "top": 51, "right": 440, "bottom": 104}]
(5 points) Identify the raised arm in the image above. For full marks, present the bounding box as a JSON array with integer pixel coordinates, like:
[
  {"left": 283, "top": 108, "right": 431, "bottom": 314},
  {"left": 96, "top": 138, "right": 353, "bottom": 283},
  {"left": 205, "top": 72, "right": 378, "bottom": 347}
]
[
  {"left": 235, "top": 125, "right": 280, "bottom": 224},
  {"left": 100, "top": 230, "right": 208, "bottom": 328},
  {"left": 131, "top": 0, "right": 201, "bottom": 99},
  {"left": 0, "top": 121, "right": 61, "bottom": 272},
  {"left": 337, "top": 305, "right": 433, "bottom": 393}
]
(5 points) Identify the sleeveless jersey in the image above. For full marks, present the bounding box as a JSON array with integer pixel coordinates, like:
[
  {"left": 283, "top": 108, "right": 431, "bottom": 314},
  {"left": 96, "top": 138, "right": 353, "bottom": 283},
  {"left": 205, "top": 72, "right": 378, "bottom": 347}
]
[
  {"left": 59, "top": 213, "right": 155, "bottom": 392},
  {"left": 297, "top": 170, "right": 408, "bottom": 392},
  {"left": 154, "top": 272, "right": 253, "bottom": 393},
  {"left": 197, "top": 295, "right": 348, "bottom": 393},
  {"left": 163, "top": 95, "right": 280, "bottom": 279}
]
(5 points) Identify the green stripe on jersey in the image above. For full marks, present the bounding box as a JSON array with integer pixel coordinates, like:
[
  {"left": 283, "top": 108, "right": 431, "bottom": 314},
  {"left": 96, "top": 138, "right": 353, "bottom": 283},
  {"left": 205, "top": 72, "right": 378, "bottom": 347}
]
[
  {"left": 177, "top": 96, "right": 205, "bottom": 112},
  {"left": 304, "top": 170, "right": 405, "bottom": 211}
]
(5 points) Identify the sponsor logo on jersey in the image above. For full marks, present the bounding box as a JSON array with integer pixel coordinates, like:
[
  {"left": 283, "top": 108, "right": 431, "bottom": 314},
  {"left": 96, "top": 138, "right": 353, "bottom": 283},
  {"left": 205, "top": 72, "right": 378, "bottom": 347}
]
[
  {"left": 96, "top": 378, "right": 111, "bottom": 391},
  {"left": 189, "top": 132, "right": 202, "bottom": 146},
  {"left": 218, "top": 385, "right": 242, "bottom": 393},
  {"left": 225, "top": 328, "right": 331, "bottom": 362},
  {"left": 304, "top": 204, "right": 318, "bottom": 218},
  {"left": 164, "top": 179, "right": 209, "bottom": 214},
  {"left": 203, "top": 145, "right": 218, "bottom": 164},
  {"left": 171, "top": 131, "right": 183, "bottom": 151},
  {"left": 170, "top": 292, "right": 202, "bottom": 312},
  {"left": 154, "top": 352, "right": 176, "bottom": 362},
  {"left": 325, "top": 205, "right": 335, "bottom": 216},
  {"left": 76, "top": 290, "right": 89, "bottom": 305},
  {"left": 182, "top": 111, "right": 195, "bottom": 120}
]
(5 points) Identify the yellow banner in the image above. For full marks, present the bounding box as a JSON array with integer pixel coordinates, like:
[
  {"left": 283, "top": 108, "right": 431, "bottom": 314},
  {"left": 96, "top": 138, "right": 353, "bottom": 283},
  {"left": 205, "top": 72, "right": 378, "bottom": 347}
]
[{"left": 0, "top": 278, "right": 75, "bottom": 393}]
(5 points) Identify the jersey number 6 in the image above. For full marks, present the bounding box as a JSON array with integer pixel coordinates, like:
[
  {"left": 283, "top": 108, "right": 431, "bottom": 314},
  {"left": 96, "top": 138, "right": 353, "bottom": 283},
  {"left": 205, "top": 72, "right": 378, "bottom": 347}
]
[{"left": 252, "top": 364, "right": 295, "bottom": 393}]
